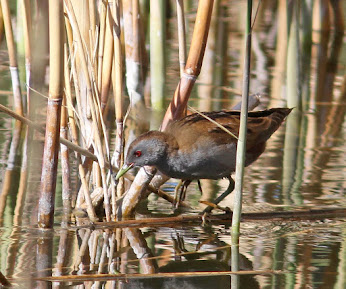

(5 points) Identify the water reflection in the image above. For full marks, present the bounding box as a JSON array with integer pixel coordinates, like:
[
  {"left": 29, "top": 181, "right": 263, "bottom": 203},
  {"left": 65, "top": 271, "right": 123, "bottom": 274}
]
[{"left": 1, "top": 219, "right": 344, "bottom": 288}]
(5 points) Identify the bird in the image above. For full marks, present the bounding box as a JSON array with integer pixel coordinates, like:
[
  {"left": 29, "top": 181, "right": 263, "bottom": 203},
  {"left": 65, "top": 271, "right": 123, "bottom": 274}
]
[{"left": 116, "top": 107, "right": 292, "bottom": 211}]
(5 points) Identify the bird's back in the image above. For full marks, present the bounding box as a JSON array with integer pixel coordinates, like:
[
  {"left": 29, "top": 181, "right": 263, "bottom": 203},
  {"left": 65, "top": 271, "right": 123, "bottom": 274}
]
[{"left": 166, "top": 108, "right": 292, "bottom": 150}]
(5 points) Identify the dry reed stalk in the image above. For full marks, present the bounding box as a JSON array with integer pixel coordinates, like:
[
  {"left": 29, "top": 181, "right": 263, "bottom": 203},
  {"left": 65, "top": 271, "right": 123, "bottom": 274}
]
[
  {"left": 63, "top": 32, "right": 97, "bottom": 221},
  {"left": 17, "top": 0, "right": 33, "bottom": 208},
  {"left": 118, "top": 0, "right": 215, "bottom": 218},
  {"left": 0, "top": 0, "right": 25, "bottom": 223},
  {"left": 97, "top": 0, "right": 107, "bottom": 92},
  {"left": 150, "top": 0, "right": 166, "bottom": 111},
  {"left": 38, "top": 0, "right": 64, "bottom": 228},
  {"left": 88, "top": 0, "right": 97, "bottom": 52},
  {"left": 100, "top": 4, "right": 114, "bottom": 113},
  {"left": 112, "top": 0, "right": 125, "bottom": 200},
  {"left": 1, "top": 0, "right": 23, "bottom": 116},
  {"left": 60, "top": 87, "right": 71, "bottom": 225},
  {"left": 21, "top": 0, "right": 32, "bottom": 113},
  {"left": 176, "top": 0, "right": 187, "bottom": 76},
  {"left": 65, "top": 0, "right": 112, "bottom": 221},
  {"left": 123, "top": 0, "right": 146, "bottom": 108}
]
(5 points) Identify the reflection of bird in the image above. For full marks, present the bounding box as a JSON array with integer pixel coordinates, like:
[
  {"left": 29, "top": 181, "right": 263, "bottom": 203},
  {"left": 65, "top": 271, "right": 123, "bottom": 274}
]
[{"left": 116, "top": 108, "right": 292, "bottom": 209}]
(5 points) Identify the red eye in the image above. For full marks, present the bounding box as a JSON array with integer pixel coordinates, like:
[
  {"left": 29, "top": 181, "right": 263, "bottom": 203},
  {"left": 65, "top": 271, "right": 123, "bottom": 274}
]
[{"left": 134, "top": 150, "right": 142, "bottom": 157}]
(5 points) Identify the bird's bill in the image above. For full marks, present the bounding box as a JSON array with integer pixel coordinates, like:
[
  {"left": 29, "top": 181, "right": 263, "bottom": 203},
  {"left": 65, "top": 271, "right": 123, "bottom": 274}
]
[{"left": 115, "top": 163, "right": 134, "bottom": 180}]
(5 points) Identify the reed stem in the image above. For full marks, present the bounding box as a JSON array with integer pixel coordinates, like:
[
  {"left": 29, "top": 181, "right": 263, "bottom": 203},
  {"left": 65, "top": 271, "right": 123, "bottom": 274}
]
[
  {"left": 38, "top": 0, "right": 64, "bottom": 228},
  {"left": 231, "top": 0, "right": 252, "bottom": 238}
]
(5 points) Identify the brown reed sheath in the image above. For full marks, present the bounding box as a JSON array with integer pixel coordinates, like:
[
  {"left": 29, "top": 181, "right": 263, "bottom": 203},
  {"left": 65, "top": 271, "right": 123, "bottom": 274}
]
[
  {"left": 38, "top": 0, "right": 64, "bottom": 228},
  {"left": 161, "top": 0, "right": 214, "bottom": 130}
]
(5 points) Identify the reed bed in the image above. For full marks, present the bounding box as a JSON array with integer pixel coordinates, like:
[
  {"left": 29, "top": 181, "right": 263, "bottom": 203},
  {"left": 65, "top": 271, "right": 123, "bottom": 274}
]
[
  {"left": 0, "top": 0, "right": 216, "bottom": 226},
  {"left": 0, "top": 1, "right": 344, "bottom": 288}
]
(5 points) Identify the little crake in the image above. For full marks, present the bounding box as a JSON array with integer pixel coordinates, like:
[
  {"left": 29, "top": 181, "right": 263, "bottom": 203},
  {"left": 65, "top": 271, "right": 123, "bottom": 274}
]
[{"left": 116, "top": 108, "right": 292, "bottom": 181}]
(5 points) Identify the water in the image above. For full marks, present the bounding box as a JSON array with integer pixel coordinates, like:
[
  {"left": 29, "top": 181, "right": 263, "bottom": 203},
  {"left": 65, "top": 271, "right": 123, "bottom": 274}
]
[{"left": 0, "top": 1, "right": 345, "bottom": 289}]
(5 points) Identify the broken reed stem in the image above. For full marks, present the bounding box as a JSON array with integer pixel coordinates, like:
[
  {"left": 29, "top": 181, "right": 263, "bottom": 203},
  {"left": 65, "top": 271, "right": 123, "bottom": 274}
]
[
  {"left": 176, "top": 0, "right": 187, "bottom": 77},
  {"left": 38, "top": 0, "right": 64, "bottom": 228},
  {"left": 231, "top": 0, "right": 252, "bottom": 238}
]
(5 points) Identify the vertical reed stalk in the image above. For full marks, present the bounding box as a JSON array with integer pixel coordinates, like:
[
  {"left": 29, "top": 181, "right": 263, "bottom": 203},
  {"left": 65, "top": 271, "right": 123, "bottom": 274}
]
[
  {"left": 150, "top": 0, "right": 166, "bottom": 111},
  {"left": 112, "top": 0, "right": 125, "bottom": 200},
  {"left": 60, "top": 88, "right": 71, "bottom": 226},
  {"left": 231, "top": 0, "right": 252, "bottom": 259},
  {"left": 100, "top": 4, "right": 114, "bottom": 113},
  {"left": 38, "top": 0, "right": 64, "bottom": 228},
  {"left": 0, "top": 0, "right": 24, "bottom": 218},
  {"left": 1, "top": 0, "right": 23, "bottom": 116},
  {"left": 21, "top": 0, "right": 31, "bottom": 113},
  {"left": 176, "top": 0, "right": 187, "bottom": 76},
  {"left": 230, "top": 10, "right": 254, "bottom": 289},
  {"left": 17, "top": 0, "right": 33, "bottom": 207},
  {"left": 123, "top": 0, "right": 146, "bottom": 108},
  {"left": 97, "top": 1, "right": 107, "bottom": 92}
]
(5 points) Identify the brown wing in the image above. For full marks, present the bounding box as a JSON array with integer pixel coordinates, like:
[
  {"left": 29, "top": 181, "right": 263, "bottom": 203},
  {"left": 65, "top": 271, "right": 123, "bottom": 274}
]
[{"left": 165, "top": 108, "right": 292, "bottom": 150}]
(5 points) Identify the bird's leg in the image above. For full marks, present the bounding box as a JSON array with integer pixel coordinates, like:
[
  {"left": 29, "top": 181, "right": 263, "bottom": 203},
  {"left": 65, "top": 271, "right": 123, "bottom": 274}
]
[
  {"left": 174, "top": 180, "right": 192, "bottom": 209},
  {"left": 197, "top": 180, "right": 203, "bottom": 194},
  {"left": 180, "top": 180, "right": 191, "bottom": 202},
  {"left": 202, "top": 177, "right": 235, "bottom": 214},
  {"left": 173, "top": 180, "right": 183, "bottom": 207}
]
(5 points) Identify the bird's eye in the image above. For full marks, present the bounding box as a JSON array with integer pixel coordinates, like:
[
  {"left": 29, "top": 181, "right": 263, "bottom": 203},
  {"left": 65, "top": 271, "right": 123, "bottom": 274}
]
[{"left": 134, "top": 150, "right": 142, "bottom": 157}]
